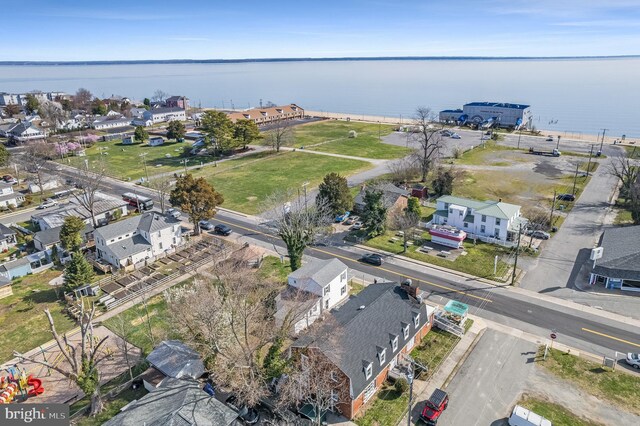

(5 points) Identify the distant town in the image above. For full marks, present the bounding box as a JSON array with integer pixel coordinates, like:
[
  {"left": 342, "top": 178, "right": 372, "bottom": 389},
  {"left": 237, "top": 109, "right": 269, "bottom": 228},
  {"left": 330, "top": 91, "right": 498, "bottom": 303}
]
[{"left": 0, "top": 86, "right": 639, "bottom": 426}]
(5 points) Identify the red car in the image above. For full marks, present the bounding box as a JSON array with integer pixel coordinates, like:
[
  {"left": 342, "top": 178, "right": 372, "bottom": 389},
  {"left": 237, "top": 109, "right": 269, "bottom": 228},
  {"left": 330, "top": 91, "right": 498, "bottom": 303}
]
[{"left": 420, "top": 388, "right": 448, "bottom": 425}]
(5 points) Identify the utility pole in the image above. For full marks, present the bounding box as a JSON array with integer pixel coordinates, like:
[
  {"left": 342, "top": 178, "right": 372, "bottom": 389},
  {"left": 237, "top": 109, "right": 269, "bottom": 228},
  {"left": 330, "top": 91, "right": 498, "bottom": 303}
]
[
  {"left": 378, "top": 121, "right": 381, "bottom": 141},
  {"left": 550, "top": 189, "right": 557, "bottom": 225},
  {"left": 600, "top": 128, "right": 608, "bottom": 153},
  {"left": 139, "top": 152, "right": 149, "bottom": 183},
  {"left": 517, "top": 128, "right": 522, "bottom": 149},
  {"left": 572, "top": 163, "right": 579, "bottom": 195},
  {"left": 586, "top": 144, "right": 594, "bottom": 177},
  {"left": 511, "top": 224, "right": 522, "bottom": 286},
  {"left": 556, "top": 135, "right": 561, "bottom": 150}
]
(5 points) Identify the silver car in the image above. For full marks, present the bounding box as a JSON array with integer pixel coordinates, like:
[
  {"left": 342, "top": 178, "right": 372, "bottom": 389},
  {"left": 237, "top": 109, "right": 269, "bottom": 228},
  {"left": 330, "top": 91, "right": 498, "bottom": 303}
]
[{"left": 626, "top": 353, "right": 640, "bottom": 369}]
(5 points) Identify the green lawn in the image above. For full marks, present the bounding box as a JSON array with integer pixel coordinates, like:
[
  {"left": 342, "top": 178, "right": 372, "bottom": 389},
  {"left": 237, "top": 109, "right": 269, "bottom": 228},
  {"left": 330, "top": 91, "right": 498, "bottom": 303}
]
[
  {"left": 537, "top": 347, "right": 640, "bottom": 416},
  {"left": 63, "top": 138, "right": 218, "bottom": 181},
  {"left": 258, "top": 255, "right": 291, "bottom": 284},
  {"left": 624, "top": 145, "right": 640, "bottom": 159},
  {"left": 355, "top": 385, "right": 409, "bottom": 426},
  {"left": 0, "top": 270, "right": 76, "bottom": 363},
  {"left": 453, "top": 141, "right": 522, "bottom": 165},
  {"left": 365, "top": 231, "right": 510, "bottom": 280},
  {"left": 518, "top": 396, "right": 605, "bottom": 426},
  {"left": 200, "top": 151, "right": 371, "bottom": 214},
  {"left": 297, "top": 121, "right": 410, "bottom": 159},
  {"left": 349, "top": 281, "right": 365, "bottom": 296},
  {"left": 410, "top": 321, "right": 473, "bottom": 380}
]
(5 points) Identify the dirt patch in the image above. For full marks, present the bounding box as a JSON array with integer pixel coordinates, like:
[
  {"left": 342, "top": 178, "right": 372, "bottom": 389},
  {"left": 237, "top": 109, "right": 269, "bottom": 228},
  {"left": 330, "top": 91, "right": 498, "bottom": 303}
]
[{"left": 533, "top": 161, "right": 564, "bottom": 178}]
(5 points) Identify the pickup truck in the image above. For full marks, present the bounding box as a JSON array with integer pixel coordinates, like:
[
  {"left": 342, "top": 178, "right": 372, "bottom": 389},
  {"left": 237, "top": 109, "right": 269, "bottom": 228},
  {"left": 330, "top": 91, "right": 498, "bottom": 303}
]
[{"left": 420, "top": 388, "right": 448, "bottom": 425}]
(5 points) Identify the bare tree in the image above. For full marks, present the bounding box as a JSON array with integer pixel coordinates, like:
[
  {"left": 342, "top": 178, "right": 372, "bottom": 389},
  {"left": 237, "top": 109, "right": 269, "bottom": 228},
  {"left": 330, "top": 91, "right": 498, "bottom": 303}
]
[
  {"left": 523, "top": 207, "right": 550, "bottom": 248},
  {"left": 629, "top": 181, "right": 640, "bottom": 225},
  {"left": 261, "top": 189, "right": 332, "bottom": 270},
  {"left": 149, "top": 175, "right": 174, "bottom": 213},
  {"left": 412, "top": 107, "right": 444, "bottom": 182},
  {"left": 38, "top": 100, "right": 68, "bottom": 129},
  {"left": 74, "top": 88, "right": 93, "bottom": 111},
  {"left": 265, "top": 120, "right": 294, "bottom": 152},
  {"left": 110, "top": 315, "right": 135, "bottom": 381},
  {"left": 608, "top": 156, "right": 640, "bottom": 200},
  {"left": 71, "top": 163, "right": 107, "bottom": 228},
  {"left": 165, "top": 258, "right": 283, "bottom": 407},
  {"left": 387, "top": 156, "right": 420, "bottom": 185},
  {"left": 388, "top": 209, "right": 420, "bottom": 252},
  {"left": 14, "top": 305, "right": 109, "bottom": 416},
  {"left": 19, "top": 141, "right": 54, "bottom": 200},
  {"left": 152, "top": 89, "right": 169, "bottom": 103}
]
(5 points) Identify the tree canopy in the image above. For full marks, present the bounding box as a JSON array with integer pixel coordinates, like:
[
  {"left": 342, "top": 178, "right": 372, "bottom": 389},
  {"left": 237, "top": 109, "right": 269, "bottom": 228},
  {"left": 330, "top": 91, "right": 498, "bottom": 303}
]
[
  {"left": 0, "top": 144, "right": 10, "bottom": 167},
  {"left": 166, "top": 120, "right": 186, "bottom": 141},
  {"left": 361, "top": 189, "right": 388, "bottom": 238},
  {"left": 134, "top": 126, "right": 148, "bottom": 143},
  {"left": 60, "top": 216, "right": 86, "bottom": 252},
  {"left": 233, "top": 119, "right": 262, "bottom": 149},
  {"left": 25, "top": 94, "right": 39, "bottom": 114},
  {"left": 63, "top": 253, "right": 94, "bottom": 290},
  {"left": 169, "top": 174, "right": 224, "bottom": 235},
  {"left": 317, "top": 172, "right": 353, "bottom": 215},
  {"left": 200, "top": 110, "right": 237, "bottom": 153}
]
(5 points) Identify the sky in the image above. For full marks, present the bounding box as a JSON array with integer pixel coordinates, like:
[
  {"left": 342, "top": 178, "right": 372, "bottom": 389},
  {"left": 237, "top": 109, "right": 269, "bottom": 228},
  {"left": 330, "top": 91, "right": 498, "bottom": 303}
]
[{"left": 2, "top": 0, "right": 640, "bottom": 61}]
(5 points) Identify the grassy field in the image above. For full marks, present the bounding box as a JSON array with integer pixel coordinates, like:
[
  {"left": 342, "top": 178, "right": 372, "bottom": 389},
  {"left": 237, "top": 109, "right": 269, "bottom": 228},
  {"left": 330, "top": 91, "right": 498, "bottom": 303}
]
[
  {"left": 453, "top": 141, "right": 523, "bottom": 165},
  {"left": 63, "top": 138, "right": 217, "bottom": 181},
  {"left": 298, "top": 121, "right": 410, "bottom": 159},
  {"left": 258, "top": 255, "right": 291, "bottom": 284},
  {"left": 537, "top": 347, "right": 640, "bottom": 416},
  {"left": 411, "top": 320, "right": 473, "bottom": 380},
  {"left": 199, "top": 151, "right": 371, "bottom": 214},
  {"left": 355, "top": 385, "right": 409, "bottom": 426},
  {"left": 365, "top": 230, "right": 510, "bottom": 280},
  {"left": 0, "top": 270, "right": 76, "bottom": 363},
  {"left": 624, "top": 145, "right": 640, "bottom": 159},
  {"left": 518, "top": 395, "right": 605, "bottom": 426}
]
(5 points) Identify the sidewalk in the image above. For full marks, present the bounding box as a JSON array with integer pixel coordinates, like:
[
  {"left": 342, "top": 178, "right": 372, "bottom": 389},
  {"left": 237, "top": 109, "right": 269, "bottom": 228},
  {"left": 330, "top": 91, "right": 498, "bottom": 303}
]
[{"left": 397, "top": 318, "right": 487, "bottom": 425}]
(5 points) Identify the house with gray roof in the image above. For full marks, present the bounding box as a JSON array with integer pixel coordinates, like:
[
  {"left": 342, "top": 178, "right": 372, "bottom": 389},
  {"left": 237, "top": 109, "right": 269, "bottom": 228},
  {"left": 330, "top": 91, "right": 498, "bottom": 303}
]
[
  {"left": 590, "top": 225, "right": 640, "bottom": 292},
  {"left": 290, "top": 282, "right": 436, "bottom": 420},
  {"left": 94, "top": 212, "right": 183, "bottom": 270},
  {"left": 9, "top": 121, "right": 46, "bottom": 141},
  {"left": 103, "top": 378, "right": 238, "bottom": 426},
  {"left": 33, "top": 223, "right": 93, "bottom": 252},
  {"left": 275, "top": 259, "right": 349, "bottom": 334},
  {"left": 31, "top": 194, "right": 128, "bottom": 230},
  {"left": 0, "top": 182, "right": 24, "bottom": 209},
  {"left": 433, "top": 195, "right": 526, "bottom": 243},
  {"left": 0, "top": 223, "right": 17, "bottom": 252},
  {"left": 133, "top": 107, "right": 185, "bottom": 126},
  {"left": 142, "top": 340, "right": 205, "bottom": 392},
  {"left": 354, "top": 182, "right": 410, "bottom": 214}
]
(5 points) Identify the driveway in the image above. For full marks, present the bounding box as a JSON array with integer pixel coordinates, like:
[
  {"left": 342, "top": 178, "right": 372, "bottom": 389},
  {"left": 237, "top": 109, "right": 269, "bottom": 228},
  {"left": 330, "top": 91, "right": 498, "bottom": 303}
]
[{"left": 438, "top": 329, "right": 538, "bottom": 426}]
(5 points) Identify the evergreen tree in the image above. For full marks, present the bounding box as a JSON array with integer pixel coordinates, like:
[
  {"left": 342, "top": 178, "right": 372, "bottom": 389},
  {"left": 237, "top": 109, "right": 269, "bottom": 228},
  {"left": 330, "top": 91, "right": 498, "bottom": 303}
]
[
  {"left": 406, "top": 196, "right": 421, "bottom": 218},
  {"left": 317, "top": 172, "right": 353, "bottom": 215},
  {"left": 64, "top": 252, "right": 94, "bottom": 291},
  {"left": 233, "top": 119, "right": 261, "bottom": 149},
  {"left": 60, "top": 216, "right": 86, "bottom": 253},
  {"left": 25, "top": 94, "right": 39, "bottom": 114},
  {"left": 166, "top": 120, "right": 186, "bottom": 141},
  {"left": 361, "top": 189, "right": 387, "bottom": 238},
  {"left": 134, "top": 126, "right": 148, "bottom": 143}
]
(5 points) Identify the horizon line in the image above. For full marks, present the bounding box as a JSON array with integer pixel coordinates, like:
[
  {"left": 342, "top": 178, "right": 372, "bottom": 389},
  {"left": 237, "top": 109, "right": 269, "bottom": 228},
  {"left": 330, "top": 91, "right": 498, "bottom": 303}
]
[{"left": 1, "top": 54, "right": 639, "bottom": 66}]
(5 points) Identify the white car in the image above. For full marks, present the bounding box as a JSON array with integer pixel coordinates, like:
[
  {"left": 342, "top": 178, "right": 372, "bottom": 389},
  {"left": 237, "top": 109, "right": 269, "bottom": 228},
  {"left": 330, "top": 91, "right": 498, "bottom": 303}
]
[
  {"left": 351, "top": 221, "right": 364, "bottom": 230},
  {"left": 626, "top": 353, "right": 640, "bottom": 369},
  {"left": 165, "top": 208, "right": 181, "bottom": 219},
  {"left": 37, "top": 200, "right": 58, "bottom": 209},
  {"left": 545, "top": 135, "right": 554, "bottom": 141},
  {"left": 451, "top": 133, "right": 461, "bottom": 139}
]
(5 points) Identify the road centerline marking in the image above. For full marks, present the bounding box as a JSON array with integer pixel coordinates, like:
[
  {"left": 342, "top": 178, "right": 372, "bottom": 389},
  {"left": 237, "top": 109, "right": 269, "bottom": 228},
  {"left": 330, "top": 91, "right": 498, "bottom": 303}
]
[{"left": 581, "top": 327, "right": 640, "bottom": 348}]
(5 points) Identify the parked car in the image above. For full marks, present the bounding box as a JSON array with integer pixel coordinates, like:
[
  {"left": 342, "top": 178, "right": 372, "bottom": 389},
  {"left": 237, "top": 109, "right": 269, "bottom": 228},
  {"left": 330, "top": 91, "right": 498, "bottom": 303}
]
[
  {"left": 440, "top": 130, "right": 453, "bottom": 137},
  {"left": 214, "top": 224, "right": 232, "bottom": 236},
  {"left": 351, "top": 221, "right": 363, "bottom": 230},
  {"left": 335, "top": 211, "right": 350, "bottom": 223},
  {"left": 361, "top": 253, "right": 383, "bottom": 266},
  {"left": 626, "top": 353, "right": 640, "bottom": 369},
  {"left": 545, "top": 135, "right": 554, "bottom": 141},
  {"left": 165, "top": 208, "right": 181, "bottom": 219},
  {"left": 225, "top": 395, "right": 260, "bottom": 424},
  {"left": 2, "top": 175, "right": 17, "bottom": 184},
  {"left": 526, "top": 230, "right": 551, "bottom": 240},
  {"left": 450, "top": 133, "right": 461, "bottom": 139},
  {"left": 345, "top": 216, "right": 359, "bottom": 225},
  {"left": 198, "top": 220, "right": 214, "bottom": 230},
  {"left": 556, "top": 193, "right": 575, "bottom": 202},
  {"left": 420, "top": 388, "right": 449, "bottom": 425},
  {"left": 37, "top": 199, "right": 58, "bottom": 209}
]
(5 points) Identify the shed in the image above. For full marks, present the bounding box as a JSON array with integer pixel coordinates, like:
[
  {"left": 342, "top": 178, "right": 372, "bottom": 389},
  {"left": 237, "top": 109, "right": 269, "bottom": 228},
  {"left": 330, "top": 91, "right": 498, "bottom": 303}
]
[{"left": 149, "top": 137, "right": 164, "bottom": 147}]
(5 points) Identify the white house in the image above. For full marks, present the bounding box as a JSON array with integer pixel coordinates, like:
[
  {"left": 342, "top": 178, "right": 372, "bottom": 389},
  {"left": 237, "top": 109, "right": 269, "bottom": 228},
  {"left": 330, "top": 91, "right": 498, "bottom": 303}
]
[
  {"left": 94, "top": 212, "right": 183, "bottom": 269},
  {"left": 0, "top": 182, "right": 24, "bottom": 208},
  {"left": 92, "top": 116, "right": 132, "bottom": 130},
  {"left": 9, "top": 122, "right": 46, "bottom": 141},
  {"left": 133, "top": 107, "right": 185, "bottom": 126},
  {"left": 275, "top": 258, "right": 349, "bottom": 334},
  {"left": 28, "top": 178, "right": 59, "bottom": 194},
  {"left": 129, "top": 107, "right": 147, "bottom": 118},
  {"left": 432, "top": 195, "right": 526, "bottom": 243},
  {"left": 149, "top": 136, "right": 164, "bottom": 146},
  {"left": 0, "top": 224, "right": 17, "bottom": 252}
]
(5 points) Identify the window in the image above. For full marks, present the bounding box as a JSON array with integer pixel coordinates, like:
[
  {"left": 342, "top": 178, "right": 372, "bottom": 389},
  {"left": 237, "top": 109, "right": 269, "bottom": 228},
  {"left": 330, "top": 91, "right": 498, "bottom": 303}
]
[
  {"left": 392, "top": 336, "right": 399, "bottom": 352},
  {"left": 496, "top": 218, "right": 501, "bottom": 226},
  {"left": 449, "top": 208, "right": 453, "bottom": 214},
  {"left": 324, "top": 285, "right": 330, "bottom": 296},
  {"left": 379, "top": 349, "right": 386, "bottom": 365},
  {"left": 341, "top": 285, "right": 347, "bottom": 295},
  {"left": 463, "top": 222, "right": 468, "bottom": 228},
  {"left": 413, "top": 313, "right": 420, "bottom": 328},
  {"left": 340, "top": 271, "right": 347, "bottom": 281},
  {"left": 365, "top": 363, "right": 372, "bottom": 380},
  {"left": 331, "top": 389, "right": 339, "bottom": 402},
  {"left": 325, "top": 300, "right": 329, "bottom": 309},
  {"left": 330, "top": 371, "right": 338, "bottom": 382},
  {"left": 458, "top": 210, "right": 463, "bottom": 217},
  {"left": 481, "top": 225, "right": 486, "bottom": 233},
  {"left": 481, "top": 215, "right": 487, "bottom": 222},
  {"left": 403, "top": 324, "right": 409, "bottom": 339},
  {"left": 158, "top": 242, "right": 163, "bottom": 250}
]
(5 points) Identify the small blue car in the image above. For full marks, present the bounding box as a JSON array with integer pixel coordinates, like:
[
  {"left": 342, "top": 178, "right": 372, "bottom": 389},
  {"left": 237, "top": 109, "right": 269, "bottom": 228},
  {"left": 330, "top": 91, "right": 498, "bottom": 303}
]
[{"left": 335, "top": 211, "right": 351, "bottom": 223}]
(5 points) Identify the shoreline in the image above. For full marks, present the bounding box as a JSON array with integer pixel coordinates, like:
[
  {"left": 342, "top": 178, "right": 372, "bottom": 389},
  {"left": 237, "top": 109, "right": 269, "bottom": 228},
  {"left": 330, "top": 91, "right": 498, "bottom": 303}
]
[{"left": 303, "top": 110, "right": 631, "bottom": 145}]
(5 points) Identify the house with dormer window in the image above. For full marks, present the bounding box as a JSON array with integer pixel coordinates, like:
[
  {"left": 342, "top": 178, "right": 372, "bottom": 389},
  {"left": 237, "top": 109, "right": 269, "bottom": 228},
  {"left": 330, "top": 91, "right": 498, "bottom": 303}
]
[
  {"left": 432, "top": 195, "right": 526, "bottom": 243},
  {"left": 290, "top": 282, "right": 435, "bottom": 419}
]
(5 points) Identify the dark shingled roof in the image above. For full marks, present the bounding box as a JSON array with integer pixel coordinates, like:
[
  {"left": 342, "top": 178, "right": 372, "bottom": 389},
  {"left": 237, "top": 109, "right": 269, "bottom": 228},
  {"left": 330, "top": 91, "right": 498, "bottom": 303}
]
[
  {"left": 103, "top": 378, "right": 238, "bottom": 426},
  {"left": 292, "top": 283, "right": 430, "bottom": 399},
  {"left": 593, "top": 225, "right": 640, "bottom": 280},
  {"left": 354, "top": 183, "right": 409, "bottom": 210},
  {"left": 0, "top": 223, "right": 16, "bottom": 239}
]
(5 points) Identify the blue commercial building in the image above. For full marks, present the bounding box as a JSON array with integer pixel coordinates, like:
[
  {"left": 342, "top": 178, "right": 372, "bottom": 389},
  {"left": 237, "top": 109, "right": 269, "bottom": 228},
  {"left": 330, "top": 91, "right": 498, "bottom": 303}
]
[{"left": 439, "top": 102, "right": 532, "bottom": 129}]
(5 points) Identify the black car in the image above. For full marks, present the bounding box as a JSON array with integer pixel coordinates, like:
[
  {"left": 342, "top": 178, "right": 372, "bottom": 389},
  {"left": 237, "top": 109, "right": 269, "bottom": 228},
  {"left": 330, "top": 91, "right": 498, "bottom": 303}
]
[
  {"left": 557, "top": 193, "right": 576, "bottom": 202},
  {"left": 361, "top": 253, "right": 383, "bottom": 266},
  {"left": 214, "top": 224, "right": 232, "bottom": 236},
  {"left": 225, "top": 395, "right": 260, "bottom": 424}
]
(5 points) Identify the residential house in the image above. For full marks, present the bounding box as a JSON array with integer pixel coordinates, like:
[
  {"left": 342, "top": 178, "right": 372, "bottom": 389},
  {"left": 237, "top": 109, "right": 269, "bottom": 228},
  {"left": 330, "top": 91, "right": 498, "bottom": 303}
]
[
  {"left": 0, "top": 122, "right": 19, "bottom": 137},
  {"left": 275, "top": 258, "right": 350, "bottom": 334},
  {"left": 91, "top": 116, "right": 132, "bottom": 130},
  {"left": 33, "top": 224, "right": 93, "bottom": 251},
  {"left": 94, "top": 212, "right": 183, "bottom": 269},
  {"left": 103, "top": 378, "right": 238, "bottom": 426},
  {"left": 432, "top": 195, "right": 525, "bottom": 243},
  {"left": 164, "top": 96, "right": 190, "bottom": 109},
  {"left": 0, "top": 251, "right": 53, "bottom": 280},
  {"left": 129, "top": 107, "right": 147, "bottom": 119},
  {"left": 31, "top": 194, "right": 128, "bottom": 230},
  {"left": 353, "top": 182, "right": 410, "bottom": 214},
  {"left": 0, "top": 224, "right": 17, "bottom": 252},
  {"left": 133, "top": 107, "right": 186, "bottom": 126},
  {"left": 226, "top": 104, "right": 304, "bottom": 126},
  {"left": 141, "top": 340, "right": 205, "bottom": 392},
  {"left": 290, "top": 282, "right": 435, "bottom": 419},
  {"left": 122, "top": 136, "right": 134, "bottom": 145},
  {"left": 149, "top": 136, "right": 164, "bottom": 146},
  {"left": 28, "top": 177, "right": 59, "bottom": 194},
  {"left": 589, "top": 225, "right": 640, "bottom": 292},
  {"left": 9, "top": 122, "right": 46, "bottom": 141},
  {"left": 0, "top": 182, "right": 24, "bottom": 208},
  {"left": 0, "top": 92, "right": 21, "bottom": 106}
]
